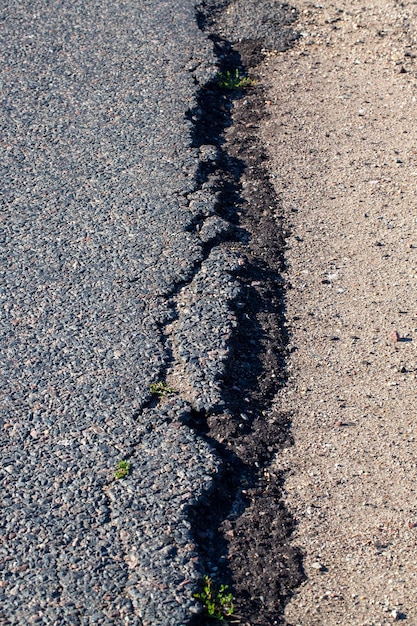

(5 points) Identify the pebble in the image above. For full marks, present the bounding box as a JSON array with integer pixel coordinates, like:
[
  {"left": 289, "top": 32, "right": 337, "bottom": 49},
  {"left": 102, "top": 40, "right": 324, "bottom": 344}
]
[
  {"left": 311, "top": 562, "right": 326, "bottom": 571},
  {"left": 390, "top": 330, "right": 401, "bottom": 343}
]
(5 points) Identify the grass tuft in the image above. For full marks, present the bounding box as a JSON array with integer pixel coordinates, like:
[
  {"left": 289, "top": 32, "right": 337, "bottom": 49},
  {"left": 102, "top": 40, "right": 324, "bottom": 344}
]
[
  {"left": 150, "top": 381, "right": 175, "bottom": 397},
  {"left": 194, "top": 575, "right": 235, "bottom": 622},
  {"left": 217, "top": 69, "right": 256, "bottom": 90},
  {"left": 114, "top": 460, "right": 131, "bottom": 480}
]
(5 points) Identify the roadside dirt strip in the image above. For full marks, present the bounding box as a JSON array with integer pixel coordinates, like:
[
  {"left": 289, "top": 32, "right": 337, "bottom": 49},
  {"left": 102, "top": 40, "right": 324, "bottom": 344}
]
[{"left": 257, "top": 0, "right": 417, "bottom": 624}]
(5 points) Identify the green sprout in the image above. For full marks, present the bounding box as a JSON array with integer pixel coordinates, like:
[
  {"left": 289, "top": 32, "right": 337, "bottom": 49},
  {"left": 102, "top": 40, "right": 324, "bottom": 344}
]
[
  {"left": 194, "top": 575, "right": 235, "bottom": 621},
  {"left": 114, "top": 460, "right": 131, "bottom": 480},
  {"left": 150, "top": 381, "right": 175, "bottom": 397},
  {"left": 217, "top": 69, "right": 256, "bottom": 90}
]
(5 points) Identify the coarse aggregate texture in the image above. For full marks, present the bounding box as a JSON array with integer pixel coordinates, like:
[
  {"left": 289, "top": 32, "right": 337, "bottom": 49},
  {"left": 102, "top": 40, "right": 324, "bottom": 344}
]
[
  {"left": 168, "top": 246, "right": 242, "bottom": 412},
  {"left": 257, "top": 0, "right": 417, "bottom": 623},
  {"left": 0, "top": 0, "right": 229, "bottom": 622},
  {"left": 1, "top": 401, "right": 219, "bottom": 625},
  {"left": 214, "top": 0, "right": 299, "bottom": 51},
  {"left": 1, "top": 0, "right": 216, "bottom": 426}
]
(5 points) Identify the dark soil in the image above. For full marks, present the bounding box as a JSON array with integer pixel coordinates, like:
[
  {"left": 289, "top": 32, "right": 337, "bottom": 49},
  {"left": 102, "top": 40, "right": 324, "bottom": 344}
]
[{"left": 188, "top": 3, "right": 305, "bottom": 625}]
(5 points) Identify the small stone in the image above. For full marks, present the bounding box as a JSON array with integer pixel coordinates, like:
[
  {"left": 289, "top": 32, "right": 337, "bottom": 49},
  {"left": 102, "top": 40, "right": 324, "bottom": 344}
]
[
  {"left": 311, "top": 562, "right": 325, "bottom": 571},
  {"left": 390, "top": 330, "right": 400, "bottom": 343}
]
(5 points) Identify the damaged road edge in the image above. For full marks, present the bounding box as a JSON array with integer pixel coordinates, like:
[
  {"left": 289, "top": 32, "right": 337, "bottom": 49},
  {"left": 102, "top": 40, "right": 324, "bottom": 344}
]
[{"left": 156, "top": 1, "right": 306, "bottom": 623}]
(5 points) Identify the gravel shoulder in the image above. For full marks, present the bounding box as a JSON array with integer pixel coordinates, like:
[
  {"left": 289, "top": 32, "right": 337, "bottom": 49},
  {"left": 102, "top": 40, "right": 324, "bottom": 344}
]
[{"left": 257, "top": 1, "right": 417, "bottom": 624}]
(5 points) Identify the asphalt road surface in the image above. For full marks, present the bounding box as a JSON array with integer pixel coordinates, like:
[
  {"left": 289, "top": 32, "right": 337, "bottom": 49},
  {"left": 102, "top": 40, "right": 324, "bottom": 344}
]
[{"left": 0, "top": 0, "right": 229, "bottom": 623}]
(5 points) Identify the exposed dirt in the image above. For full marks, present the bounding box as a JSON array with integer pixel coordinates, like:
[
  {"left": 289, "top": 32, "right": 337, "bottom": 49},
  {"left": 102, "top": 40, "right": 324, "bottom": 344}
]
[
  {"left": 188, "top": 4, "right": 306, "bottom": 623},
  {"left": 189, "top": 0, "right": 417, "bottom": 622},
  {"left": 215, "top": 67, "right": 305, "bottom": 624},
  {"left": 256, "top": 0, "right": 417, "bottom": 624}
]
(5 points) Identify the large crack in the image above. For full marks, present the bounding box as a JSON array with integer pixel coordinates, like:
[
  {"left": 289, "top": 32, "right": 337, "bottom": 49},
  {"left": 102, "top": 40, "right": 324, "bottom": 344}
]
[
  {"left": 121, "top": 2, "right": 306, "bottom": 622},
  {"left": 145, "top": 1, "right": 307, "bottom": 623}
]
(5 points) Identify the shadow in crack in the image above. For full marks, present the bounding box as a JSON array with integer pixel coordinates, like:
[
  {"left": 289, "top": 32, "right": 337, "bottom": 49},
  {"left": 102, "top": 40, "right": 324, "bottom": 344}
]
[{"left": 184, "top": 3, "right": 305, "bottom": 624}]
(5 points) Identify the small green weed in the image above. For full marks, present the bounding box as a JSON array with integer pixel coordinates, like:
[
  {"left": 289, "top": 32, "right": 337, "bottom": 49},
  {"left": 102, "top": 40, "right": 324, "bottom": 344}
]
[
  {"left": 194, "top": 575, "right": 234, "bottom": 622},
  {"left": 217, "top": 69, "right": 256, "bottom": 90},
  {"left": 114, "top": 460, "right": 131, "bottom": 480},
  {"left": 150, "top": 381, "right": 175, "bottom": 397}
]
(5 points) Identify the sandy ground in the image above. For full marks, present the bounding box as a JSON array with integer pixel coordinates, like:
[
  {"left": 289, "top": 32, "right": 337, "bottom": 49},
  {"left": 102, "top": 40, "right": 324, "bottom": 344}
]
[{"left": 258, "top": 1, "right": 417, "bottom": 624}]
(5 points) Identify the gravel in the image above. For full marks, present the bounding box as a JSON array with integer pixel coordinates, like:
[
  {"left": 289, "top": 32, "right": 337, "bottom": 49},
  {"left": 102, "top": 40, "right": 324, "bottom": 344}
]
[{"left": 259, "top": 0, "right": 417, "bottom": 622}]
